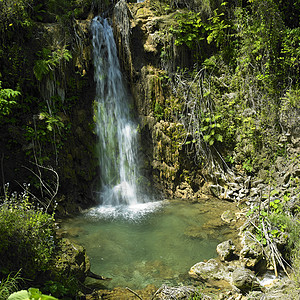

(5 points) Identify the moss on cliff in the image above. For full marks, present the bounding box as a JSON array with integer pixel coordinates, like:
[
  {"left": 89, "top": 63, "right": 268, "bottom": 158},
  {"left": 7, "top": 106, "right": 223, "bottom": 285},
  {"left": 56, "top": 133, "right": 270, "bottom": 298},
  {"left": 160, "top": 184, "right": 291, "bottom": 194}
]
[{"left": 112, "top": 0, "right": 300, "bottom": 200}]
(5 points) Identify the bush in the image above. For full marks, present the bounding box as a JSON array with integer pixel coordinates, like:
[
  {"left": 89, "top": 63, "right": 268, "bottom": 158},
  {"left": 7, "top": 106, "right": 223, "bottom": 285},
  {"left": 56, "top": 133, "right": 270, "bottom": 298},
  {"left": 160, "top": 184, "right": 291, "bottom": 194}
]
[{"left": 0, "top": 186, "right": 57, "bottom": 281}]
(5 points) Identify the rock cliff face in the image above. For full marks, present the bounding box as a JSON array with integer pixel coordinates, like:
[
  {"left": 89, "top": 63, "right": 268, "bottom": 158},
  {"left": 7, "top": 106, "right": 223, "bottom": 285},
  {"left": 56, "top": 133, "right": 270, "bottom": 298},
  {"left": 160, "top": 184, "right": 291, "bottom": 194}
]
[
  {"left": 113, "top": 0, "right": 208, "bottom": 199},
  {"left": 34, "top": 18, "right": 98, "bottom": 213},
  {"left": 0, "top": 8, "right": 98, "bottom": 213},
  {"left": 111, "top": 0, "right": 300, "bottom": 202}
]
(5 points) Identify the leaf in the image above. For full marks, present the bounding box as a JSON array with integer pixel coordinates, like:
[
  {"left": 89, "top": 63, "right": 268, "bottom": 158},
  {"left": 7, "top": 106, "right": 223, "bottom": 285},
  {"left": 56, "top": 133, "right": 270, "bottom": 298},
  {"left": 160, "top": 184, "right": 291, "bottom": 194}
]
[
  {"left": 7, "top": 290, "right": 30, "bottom": 300},
  {"left": 207, "top": 34, "right": 214, "bottom": 44},
  {"left": 270, "top": 189, "right": 279, "bottom": 196},
  {"left": 203, "top": 135, "right": 210, "bottom": 142},
  {"left": 215, "top": 134, "right": 223, "bottom": 142},
  {"left": 28, "top": 288, "right": 58, "bottom": 300}
]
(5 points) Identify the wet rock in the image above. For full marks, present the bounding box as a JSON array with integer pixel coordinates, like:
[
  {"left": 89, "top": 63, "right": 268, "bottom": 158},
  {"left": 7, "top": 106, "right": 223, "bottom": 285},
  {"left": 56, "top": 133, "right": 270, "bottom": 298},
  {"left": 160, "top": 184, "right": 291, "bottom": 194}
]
[
  {"left": 216, "top": 240, "right": 236, "bottom": 262},
  {"left": 244, "top": 177, "right": 251, "bottom": 189},
  {"left": 210, "top": 184, "right": 224, "bottom": 198},
  {"left": 250, "top": 187, "right": 260, "bottom": 197},
  {"left": 228, "top": 182, "right": 240, "bottom": 189},
  {"left": 174, "top": 182, "right": 195, "bottom": 200},
  {"left": 235, "top": 176, "right": 244, "bottom": 184},
  {"left": 154, "top": 285, "right": 211, "bottom": 300},
  {"left": 239, "top": 232, "right": 264, "bottom": 270},
  {"left": 189, "top": 259, "right": 229, "bottom": 282},
  {"left": 252, "top": 179, "right": 264, "bottom": 187},
  {"left": 51, "top": 238, "right": 90, "bottom": 282},
  {"left": 231, "top": 268, "right": 262, "bottom": 292}
]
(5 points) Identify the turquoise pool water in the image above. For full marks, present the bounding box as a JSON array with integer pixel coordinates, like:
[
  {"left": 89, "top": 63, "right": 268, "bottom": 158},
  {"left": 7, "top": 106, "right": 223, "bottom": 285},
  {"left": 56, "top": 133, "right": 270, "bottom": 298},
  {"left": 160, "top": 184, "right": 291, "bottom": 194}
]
[{"left": 60, "top": 199, "right": 233, "bottom": 289}]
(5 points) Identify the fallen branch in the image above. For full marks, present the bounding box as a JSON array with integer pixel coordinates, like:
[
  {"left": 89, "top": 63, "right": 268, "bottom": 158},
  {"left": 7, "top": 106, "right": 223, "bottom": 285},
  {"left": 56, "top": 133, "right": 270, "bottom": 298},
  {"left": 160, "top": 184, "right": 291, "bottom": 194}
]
[
  {"left": 125, "top": 287, "right": 144, "bottom": 300},
  {"left": 151, "top": 286, "right": 164, "bottom": 300},
  {"left": 87, "top": 270, "right": 112, "bottom": 281}
]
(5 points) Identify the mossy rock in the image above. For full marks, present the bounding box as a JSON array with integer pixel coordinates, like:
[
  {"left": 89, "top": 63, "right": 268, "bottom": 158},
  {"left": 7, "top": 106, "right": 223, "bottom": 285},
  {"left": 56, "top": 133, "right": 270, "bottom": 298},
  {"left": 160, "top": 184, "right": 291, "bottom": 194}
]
[{"left": 50, "top": 238, "right": 90, "bottom": 283}]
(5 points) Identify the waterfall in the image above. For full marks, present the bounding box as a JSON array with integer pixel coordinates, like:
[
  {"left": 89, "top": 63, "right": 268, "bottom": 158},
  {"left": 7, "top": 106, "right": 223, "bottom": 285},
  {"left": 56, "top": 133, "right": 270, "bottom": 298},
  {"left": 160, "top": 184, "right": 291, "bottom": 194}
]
[{"left": 92, "top": 16, "right": 142, "bottom": 207}]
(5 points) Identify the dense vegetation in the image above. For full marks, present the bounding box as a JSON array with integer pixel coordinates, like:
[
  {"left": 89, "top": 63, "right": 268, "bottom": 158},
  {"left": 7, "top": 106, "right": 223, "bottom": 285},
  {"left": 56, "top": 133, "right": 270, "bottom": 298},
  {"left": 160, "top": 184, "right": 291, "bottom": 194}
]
[
  {"left": 151, "top": 0, "right": 300, "bottom": 174},
  {"left": 0, "top": 0, "right": 97, "bottom": 298},
  {"left": 0, "top": 0, "right": 299, "bottom": 298},
  {"left": 148, "top": 0, "right": 300, "bottom": 293}
]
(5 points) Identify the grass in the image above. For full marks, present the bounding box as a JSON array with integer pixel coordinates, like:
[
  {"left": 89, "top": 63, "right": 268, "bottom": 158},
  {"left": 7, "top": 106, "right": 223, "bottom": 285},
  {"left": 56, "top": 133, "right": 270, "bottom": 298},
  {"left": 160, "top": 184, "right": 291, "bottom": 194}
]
[{"left": 0, "top": 270, "right": 23, "bottom": 300}]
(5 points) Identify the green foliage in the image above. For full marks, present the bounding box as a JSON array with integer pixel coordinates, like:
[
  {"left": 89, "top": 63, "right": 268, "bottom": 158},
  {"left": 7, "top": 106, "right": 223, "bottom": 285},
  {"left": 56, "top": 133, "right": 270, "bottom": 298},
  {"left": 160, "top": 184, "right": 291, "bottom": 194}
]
[
  {"left": 166, "top": 0, "right": 300, "bottom": 173},
  {"left": 171, "top": 11, "right": 204, "bottom": 49},
  {"left": 169, "top": 2, "right": 231, "bottom": 63},
  {"left": 201, "top": 113, "right": 223, "bottom": 146},
  {"left": 280, "top": 27, "right": 300, "bottom": 84},
  {"left": 0, "top": 271, "right": 23, "bottom": 300},
  {"left": 43, "top": 278, "right": 78, "bottom": 299},
  {"left": 205, "top": 6, "right": 231, "bottom": 47},
  {"left": 242, "top": 159, "right": 253, "bottom": 174},
  {"left": 0, "top": 0, "right": 35, "bottom": 31},
  {"left": 154, "top": 102, "right": 164, "bottom": 121},
  {"left": 33, "top": 47, "right": 72, "bottom": 81},
  {"left": 0, "top": 186, "right": 57, "bottom": 280},
  {"left": 39, "top": 112, "right": 64, "bottom": 132},
  {"left": 0, "top": 81, "right": 20, "bottom": 115},
  {"left": 8, "top": 288, "right": 58, "bottom": 300},
  {"left": 281, "top": 88, "right": 300, "bottom": 111}
]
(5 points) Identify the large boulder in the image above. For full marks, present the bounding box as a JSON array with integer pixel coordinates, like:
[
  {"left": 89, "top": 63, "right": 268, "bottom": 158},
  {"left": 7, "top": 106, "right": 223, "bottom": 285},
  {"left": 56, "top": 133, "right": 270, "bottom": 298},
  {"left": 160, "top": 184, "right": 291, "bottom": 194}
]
[
  {"left": 189, "top": 259, "right": 230, "bottom": 282},
  {"left": 50, "top": 238, "right": 90, "bottom": 283}
]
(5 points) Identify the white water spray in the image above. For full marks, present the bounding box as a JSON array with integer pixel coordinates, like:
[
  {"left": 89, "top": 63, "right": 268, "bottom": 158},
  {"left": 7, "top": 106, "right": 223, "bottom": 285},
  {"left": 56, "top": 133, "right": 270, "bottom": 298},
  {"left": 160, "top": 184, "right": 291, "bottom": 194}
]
[{"left": 92, "top": 16, "right": 157, "bottom": 216}]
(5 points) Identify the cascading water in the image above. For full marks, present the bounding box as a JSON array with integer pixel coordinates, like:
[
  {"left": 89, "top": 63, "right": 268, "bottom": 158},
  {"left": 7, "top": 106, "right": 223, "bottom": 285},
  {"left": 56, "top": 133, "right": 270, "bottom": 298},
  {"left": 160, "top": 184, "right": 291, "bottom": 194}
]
[
  {"left": 91, "top": 16, "right": 159, "bottom": 217},
  {"left": 92, "top": 16, "right": 139, "bottom": 206}
]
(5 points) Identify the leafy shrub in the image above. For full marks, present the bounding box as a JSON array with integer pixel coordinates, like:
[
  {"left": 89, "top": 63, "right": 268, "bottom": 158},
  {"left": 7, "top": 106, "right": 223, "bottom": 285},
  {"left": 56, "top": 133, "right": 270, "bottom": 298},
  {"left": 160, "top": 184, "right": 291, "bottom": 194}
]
[
  {"left": 8, "top": 288, "right": 58, "bottom": 300},
  {"left": 0, "top": 81, "right": 20, "bottom": 116},
  {"left": 0, "top": 186, "right": 57, "bottom": 281}
]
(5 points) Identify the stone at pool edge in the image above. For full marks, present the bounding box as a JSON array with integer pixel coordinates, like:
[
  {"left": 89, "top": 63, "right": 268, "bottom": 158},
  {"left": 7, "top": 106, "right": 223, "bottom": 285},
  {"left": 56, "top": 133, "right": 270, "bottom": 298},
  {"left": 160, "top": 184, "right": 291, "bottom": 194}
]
[
  {"left": 188, "top": 259, "right": 231, "bottom": 282},
  {"left": 231, "top": 268, "right": 262, "bottom": 292},
  {"left": 50, "top": 238, "right": 90, "bottom": 283},
  {"left": 216, "top": 239, "right": 237, "bottom": 262},
  {"left": 189, "top": 259, "right": 263, "bottom": 293}
]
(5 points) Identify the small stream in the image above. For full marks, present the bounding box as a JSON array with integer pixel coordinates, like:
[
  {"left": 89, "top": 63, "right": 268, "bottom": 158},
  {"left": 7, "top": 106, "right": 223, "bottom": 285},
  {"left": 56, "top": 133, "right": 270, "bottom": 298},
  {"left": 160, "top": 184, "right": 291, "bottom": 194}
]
[{"left": 60, "top": 199, "right": 235, "bottom": 290}]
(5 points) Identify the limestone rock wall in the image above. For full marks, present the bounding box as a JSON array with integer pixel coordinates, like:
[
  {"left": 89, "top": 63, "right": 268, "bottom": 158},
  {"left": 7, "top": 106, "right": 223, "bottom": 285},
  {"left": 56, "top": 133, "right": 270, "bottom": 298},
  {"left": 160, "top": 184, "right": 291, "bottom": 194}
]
[{"left": 113, "top": 0, "right": 203, "bottom": 198}]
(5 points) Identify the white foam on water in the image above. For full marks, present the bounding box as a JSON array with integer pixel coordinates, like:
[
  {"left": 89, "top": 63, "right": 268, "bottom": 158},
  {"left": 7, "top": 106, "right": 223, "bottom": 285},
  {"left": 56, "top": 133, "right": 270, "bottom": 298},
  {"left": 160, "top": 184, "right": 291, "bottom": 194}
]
[
  {"left": 258, "top": 271, "right": 281, "bottom": 287},
  {"left": 86, "top": 200, "right": 164, "bottom": 221}
]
